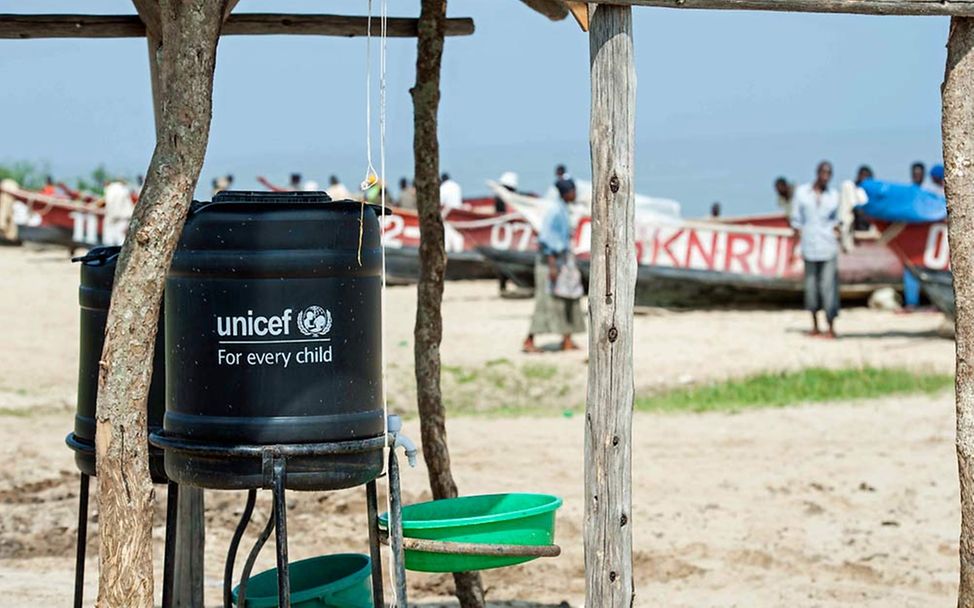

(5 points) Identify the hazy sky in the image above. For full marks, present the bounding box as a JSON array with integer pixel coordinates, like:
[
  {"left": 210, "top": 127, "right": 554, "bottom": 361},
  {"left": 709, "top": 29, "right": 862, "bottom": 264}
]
[{"left": 0, "top": 1, "right": 949, "bottom": 216}]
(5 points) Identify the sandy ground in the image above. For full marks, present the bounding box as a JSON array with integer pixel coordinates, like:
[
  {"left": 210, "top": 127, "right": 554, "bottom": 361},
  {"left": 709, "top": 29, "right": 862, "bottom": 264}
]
[{"left": 0, "top": 245, "right": 961, "bottom": 607}]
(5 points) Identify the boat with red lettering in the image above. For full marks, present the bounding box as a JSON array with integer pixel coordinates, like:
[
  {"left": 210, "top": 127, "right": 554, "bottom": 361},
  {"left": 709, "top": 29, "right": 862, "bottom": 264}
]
[
  {"left": 490, "top": 184, "right": 902, "bottom": 307},
  {"left": 380, "top": 203, "right": 538, "bottom": 284}
]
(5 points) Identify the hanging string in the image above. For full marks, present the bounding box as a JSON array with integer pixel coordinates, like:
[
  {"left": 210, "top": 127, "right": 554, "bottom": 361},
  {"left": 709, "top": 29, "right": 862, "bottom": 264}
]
[
  {"left": 367, "top": 0, "right": 398, "bottom": 603},
  {"left": 357, "top": 0, "right": 377, "bottom": 265},
  {"left": 361, "top": 0, "right": 378, "bottom": 192}
]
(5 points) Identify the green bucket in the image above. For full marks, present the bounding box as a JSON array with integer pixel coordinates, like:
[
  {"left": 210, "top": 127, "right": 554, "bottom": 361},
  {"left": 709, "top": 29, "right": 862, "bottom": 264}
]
[
  {"left": 380, "top": 493, "right": 562, "bottom": 573},
  {"left": 231, "top": 553, "right": 373, "bottom": 608}
]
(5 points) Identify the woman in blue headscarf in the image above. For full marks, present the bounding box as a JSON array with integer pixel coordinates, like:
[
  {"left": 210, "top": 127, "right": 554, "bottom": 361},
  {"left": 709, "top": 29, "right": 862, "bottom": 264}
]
[{"left": 522, "top": 178, "right": 586, "bottom": 353}]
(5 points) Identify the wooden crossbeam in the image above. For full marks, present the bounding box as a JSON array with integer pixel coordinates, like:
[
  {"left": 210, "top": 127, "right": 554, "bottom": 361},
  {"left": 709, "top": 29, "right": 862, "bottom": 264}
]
[
  {"left": 591, "top": 0, "right": 974, "bottom": 16},
  {"left": 131, "top": 0, "right": 160, "bottom": 39},
  {"left": 0, "top": 13, "right": 476, "bottom": 39}
]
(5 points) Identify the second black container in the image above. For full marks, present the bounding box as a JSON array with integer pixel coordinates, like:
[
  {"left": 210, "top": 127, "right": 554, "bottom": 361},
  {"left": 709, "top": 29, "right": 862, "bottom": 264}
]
[
  {"left": 72, "top": 246, "right": 168, "bottom": 481},
  {"left": 163, "top": 191, "right": 385, "bottom": 490}
]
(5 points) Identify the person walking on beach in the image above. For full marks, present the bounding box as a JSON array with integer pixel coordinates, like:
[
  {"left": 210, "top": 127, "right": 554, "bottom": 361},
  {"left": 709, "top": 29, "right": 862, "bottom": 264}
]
[
  {"left": 523, "top": 178, "right": 585, "bottom": 353},
  {"left": 791, "top": 161, "right": 840, "bottom": 339}
]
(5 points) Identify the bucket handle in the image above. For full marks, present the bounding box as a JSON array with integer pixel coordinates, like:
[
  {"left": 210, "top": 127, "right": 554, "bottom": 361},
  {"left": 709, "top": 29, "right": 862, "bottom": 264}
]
[{"left": 379, "top": 533, "right": 561, "bottom": 558}]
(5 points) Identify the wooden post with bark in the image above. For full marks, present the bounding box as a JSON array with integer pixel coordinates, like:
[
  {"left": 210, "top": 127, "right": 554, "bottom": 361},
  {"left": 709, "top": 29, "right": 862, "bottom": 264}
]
[
  {"left": 943, "top": 17, "right": 974, "bottom": 608},
  {"left": 411, "top": 1, "right": 486, "bottom": 606},
  {"left": 138, "top": 6, "right": 207, "bottom": 604},
  {"left": 94, "top": 1, "right": 225, "bottom": 606},
  {"left": 585, "top": 5, "right": 636, "bottom": 608}
]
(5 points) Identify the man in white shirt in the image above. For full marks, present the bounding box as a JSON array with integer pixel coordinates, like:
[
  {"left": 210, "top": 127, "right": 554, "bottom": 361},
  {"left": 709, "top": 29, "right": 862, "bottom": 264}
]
[
  {"left": 439, "top": 173, "right": 463, "bottom": 209},
  {"left": 911, "top": 162, "right": 926, "bottom": 188},
  {"left": 102, "top": 179, "right": 134, "bottom": 246},
  {"left": 325, "top": 175, "right": 351, "bottom": 201},
  {"left": 790, "top": 161, "right": 840, "bottom": 339}
]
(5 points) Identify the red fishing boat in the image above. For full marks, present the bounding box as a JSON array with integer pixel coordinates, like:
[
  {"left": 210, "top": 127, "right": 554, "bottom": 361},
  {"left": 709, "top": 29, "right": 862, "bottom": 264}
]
[
  {"left": 872, "top": 220, "right": 952, "bottom": 316},
  {"left": 489, "top": 186, "right": 902, "bottom": 307},
  {"left": 858, "top": 180, "right": 953, "bottom": 317},
  {"left": 0, "top": 182, "right": 105, "bottom": 249},
  {"left": 380, "top": 204, "right": 537, "bottom": 283}
]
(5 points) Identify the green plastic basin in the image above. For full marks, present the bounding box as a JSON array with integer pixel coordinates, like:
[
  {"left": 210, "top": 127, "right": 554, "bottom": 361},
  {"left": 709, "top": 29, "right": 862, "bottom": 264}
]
[
  {"left": 379, "top": 493, "right": 562, "bottom": 572},
  {"left": 231, "top": 553, "right": 373, "bottom": 608}
]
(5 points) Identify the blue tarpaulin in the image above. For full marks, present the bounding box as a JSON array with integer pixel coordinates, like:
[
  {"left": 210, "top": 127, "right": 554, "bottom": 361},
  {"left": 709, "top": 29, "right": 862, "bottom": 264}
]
[{"left": 858, "top": 179, "right": 947, "bottom": 224}]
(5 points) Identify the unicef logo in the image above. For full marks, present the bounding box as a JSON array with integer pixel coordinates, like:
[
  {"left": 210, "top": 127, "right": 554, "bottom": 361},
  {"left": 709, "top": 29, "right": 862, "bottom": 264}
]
[{"left": 297, "top": 306, "right": 332, "bottom": 337}]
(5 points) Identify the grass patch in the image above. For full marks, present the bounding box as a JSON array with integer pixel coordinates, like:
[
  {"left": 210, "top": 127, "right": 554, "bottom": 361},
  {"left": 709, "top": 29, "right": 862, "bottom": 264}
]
[
  {"left": 636, "top": 367, "right": 953, "bottom": 414},
  {"left": 522, "top": 363, "right": 558, "bottom": 381}
]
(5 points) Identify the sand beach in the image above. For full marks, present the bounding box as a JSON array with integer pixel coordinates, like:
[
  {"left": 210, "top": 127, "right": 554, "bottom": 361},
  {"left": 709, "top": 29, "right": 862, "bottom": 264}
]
[{"left": 0, "top": 245, "right": 960, "bottom": 607}]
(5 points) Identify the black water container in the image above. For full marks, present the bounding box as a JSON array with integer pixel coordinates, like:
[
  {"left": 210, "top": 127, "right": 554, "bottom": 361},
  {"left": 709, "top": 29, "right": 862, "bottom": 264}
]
[
  {"left": 163, "top": 191, "right": 384, "bottom": 490},
  {"left": 72, "top": 246, "right": 167, "bottom": 481}
]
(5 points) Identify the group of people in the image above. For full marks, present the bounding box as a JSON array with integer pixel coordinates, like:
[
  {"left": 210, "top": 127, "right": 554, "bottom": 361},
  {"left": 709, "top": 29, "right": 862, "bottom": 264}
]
[
  {"left": 778, "top": 159, "right": 945, "bottom": 339},
  {"left": 23, "top": 174, "right": 137, "bottom": 247},
  {"left": 250, "top": 173, "right": 358, "bottom": 202},
  {"left": 244, "top": 171, "right": 469, "bottom": 211}
]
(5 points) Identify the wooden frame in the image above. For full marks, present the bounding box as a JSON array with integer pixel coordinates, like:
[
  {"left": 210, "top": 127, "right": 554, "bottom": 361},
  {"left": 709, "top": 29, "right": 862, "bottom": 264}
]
[{"left": 0, "top": 13, "right": 475, "bottom": 39}]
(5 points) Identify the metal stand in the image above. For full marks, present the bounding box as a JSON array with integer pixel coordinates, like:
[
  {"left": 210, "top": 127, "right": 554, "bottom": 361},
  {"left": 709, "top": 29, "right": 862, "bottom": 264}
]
[
  {"left": 162, "top": 482, "right": 179, "bottom": 608},
  {"left": 67, "top": 434, "right": 177, "bottom": 608},
  {"left": 223, "top": 489, "right": 257, "bottom": 608},
  {"left": 73, "top": 473, "right": 89, "bottom": 608},
  {"left": 271, "top": 457, "right": 290, "bottom": 608},
  {"left": 365, "top": 480, "right": 384, "bottom": 608},
  {"left": 151, "top": 431, "right": 410, "bottom": 608},
  {"left": 388, "top": 448, "right": 408, "bottom": 607}
]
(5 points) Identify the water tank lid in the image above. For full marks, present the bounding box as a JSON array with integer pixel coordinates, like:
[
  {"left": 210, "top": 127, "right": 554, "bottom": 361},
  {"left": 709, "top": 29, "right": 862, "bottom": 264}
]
[
  {"left": 199, "top": 190, "right": 390, "bottom": 215},
  {"left": 212, "top": 190, "right": 333, "bottom": 204}
]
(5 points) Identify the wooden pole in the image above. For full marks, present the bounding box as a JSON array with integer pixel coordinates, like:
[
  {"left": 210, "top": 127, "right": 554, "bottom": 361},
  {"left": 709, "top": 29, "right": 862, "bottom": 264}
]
[
  {"left": 0, "top": 13, "right": 475, "bottom": 39},
  {"left": 411, "top": 1, "right": 486, "bottom": 606},
  {"left": 586, "top": 5, "right": 636, "bottom": 608},
  {"left": 140, "top": 13, "right": 206, "bottom": 604},
  {"left": 943, "top": 17, "right": 974, "bottom": 608},
  {"left": 94, "top": 1, "right": 224, "bottom": 606}
]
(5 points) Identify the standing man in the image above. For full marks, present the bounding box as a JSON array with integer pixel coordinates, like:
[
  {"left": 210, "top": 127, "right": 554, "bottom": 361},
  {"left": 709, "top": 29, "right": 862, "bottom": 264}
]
[
  {"left": 439, "top": 173, "right": 463, "bottom": 210},
  {"left": 555, "top": 164, "right": 570, "bottom": 181},
  {"left": 856, "top": 165, "right": 874, "bottom": 185},
  {"left": 546, "top": 164, "right": 572, "bottom": 200},
  {"left": 791, "top": 161, "right": 840, "bottom": 338},
  {"left": 397, "top": 178, "right": 417, "bottom": 210},
  {"left": 0, "top": 178, "right": 18, "bottom": 242},
  {"left": 289, "top": 173, "right": 303, "bottom": 191},
  {"left": 495, "top": 171, "right": 519, "bottom": 213},
  {"left": 911, "top": 162, "right": 926, "bottom": 187},
  {"left": 326, "top": 175, "right": 351, "bottom": 201},
  {"left": 102, "top": 177, "right": 134, "bottom": 246},
  {"left": 774, "top": 177, "right": 795, "bottom": 216}
]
